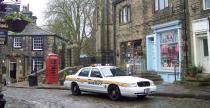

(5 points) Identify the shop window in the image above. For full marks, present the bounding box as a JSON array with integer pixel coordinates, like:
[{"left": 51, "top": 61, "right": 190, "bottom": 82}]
[
  {"left": 155, "top": 0, "right": 169, "bottom": 11},
  {"left": 13, "top": 37, "right": 22, "bottom": 48},
  {"left": 203, "top": 0, "right": 210, "bottom": 10},
  {"left": 160, "top": 30, "right": 179, "bottom": 70}
]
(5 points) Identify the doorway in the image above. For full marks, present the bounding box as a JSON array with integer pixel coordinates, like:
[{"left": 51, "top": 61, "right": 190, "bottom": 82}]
[
  {"left": 195, "top": 32, "right": 210, "bottom": 73},
  {"left": 9, "top": 62, "right": 17, "bottom": 80}
]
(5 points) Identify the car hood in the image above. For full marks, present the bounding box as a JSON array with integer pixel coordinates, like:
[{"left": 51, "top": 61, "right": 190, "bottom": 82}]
[{"left": 104, "top": 76, "right": 151, "bottom": 83}]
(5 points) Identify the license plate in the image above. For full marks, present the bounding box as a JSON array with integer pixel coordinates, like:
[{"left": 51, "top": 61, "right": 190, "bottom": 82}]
[{"left": 144, "top": 88, "right": 150, "bottom": 94}]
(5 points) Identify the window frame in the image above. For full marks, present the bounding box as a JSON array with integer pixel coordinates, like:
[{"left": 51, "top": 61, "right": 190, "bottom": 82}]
[
  {"left": 154, "top": 0, "right": 169, "bottom": 11},
  {"left": 90, "top": 68, "right": 103, "bottom": 78},
  {"left": 32, "top": 58, "right": 43, "bottom": 73},
  {"left": 203, "top": 0, "right": 210, "bottom": 10},
  {"left": 32, "top": 37, "right": 44, "bottom": 51},
  {"left": 13, "top": 37, "right": 22, "bottom": 48},
  {"left": 78, "top": 68, "right": 91, "bottom": 77},
  {"left": 203, "top": 38, "right": 209, "bottom": 57},
  {"left": 119, "top": 5, "right": 131, "bottom": 24}
]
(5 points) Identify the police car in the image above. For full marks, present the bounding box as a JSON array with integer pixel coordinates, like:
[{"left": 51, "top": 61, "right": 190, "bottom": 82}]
[{"left": 64, "top": 66, "right": 156, "bottom": 100}]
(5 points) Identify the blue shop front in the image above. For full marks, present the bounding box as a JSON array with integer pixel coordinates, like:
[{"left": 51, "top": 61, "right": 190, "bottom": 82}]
[{"left": 146, "top": 20, "right": 182, "bottom": 83}]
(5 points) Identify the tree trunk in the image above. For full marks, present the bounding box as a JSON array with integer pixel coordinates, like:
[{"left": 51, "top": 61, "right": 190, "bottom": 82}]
[{"left": 72, "top": 47, "right": 80, "bottom": 66}]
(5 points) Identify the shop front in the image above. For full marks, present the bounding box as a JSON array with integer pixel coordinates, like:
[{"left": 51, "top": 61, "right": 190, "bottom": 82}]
[
  {"left": 120, "top": 39, "right": 145, "bottom": 74},
  {"left": 146, "top": 20, "right": 182, "bottom": 83}
]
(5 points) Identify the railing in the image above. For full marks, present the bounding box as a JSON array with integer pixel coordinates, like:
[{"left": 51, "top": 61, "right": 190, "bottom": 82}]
[{"left": 58, "top": 66, "right": 81, "bottom": 80}]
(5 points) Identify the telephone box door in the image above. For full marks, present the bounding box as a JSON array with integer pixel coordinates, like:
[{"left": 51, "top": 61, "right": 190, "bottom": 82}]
[{"left": 46, "top": 53, "right": 59, "bottom": 84}]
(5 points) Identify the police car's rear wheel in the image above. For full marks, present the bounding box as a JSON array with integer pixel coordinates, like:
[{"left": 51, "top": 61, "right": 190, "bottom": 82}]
[
  {"left": 71, "top": 83, "right": 81, "bottom": 96},
  {"left": 108, "top": 85, "right": 121, "bottom": 101}
]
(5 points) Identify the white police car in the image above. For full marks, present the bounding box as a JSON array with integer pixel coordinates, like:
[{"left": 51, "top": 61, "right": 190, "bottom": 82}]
[{"left": 64, "top": 66, "right": 156, "bottom": 100}]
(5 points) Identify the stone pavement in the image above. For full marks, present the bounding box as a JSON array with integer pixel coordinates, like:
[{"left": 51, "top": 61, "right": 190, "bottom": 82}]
[
  {"left": 6, "top": 81, "right": 210, "bottom": 100},
  {"left": 154, "top": 82, "right": 210, "bottom": 100},
  {"left": 4, "top": 97, "right": 46, "bottom": 108}
]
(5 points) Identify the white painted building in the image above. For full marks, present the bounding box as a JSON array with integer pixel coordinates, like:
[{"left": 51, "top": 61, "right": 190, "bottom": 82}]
[{"left": 192, "top": 18, "right": 210, "bottom": 73}]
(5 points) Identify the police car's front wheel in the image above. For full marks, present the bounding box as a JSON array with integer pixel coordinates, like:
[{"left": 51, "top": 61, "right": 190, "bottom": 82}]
[
  {"left": 108, "top": 85, "right": 121, "bottom": 101},
  {"left": 71, "top": 83, "right": 81, "bottom": 96}
]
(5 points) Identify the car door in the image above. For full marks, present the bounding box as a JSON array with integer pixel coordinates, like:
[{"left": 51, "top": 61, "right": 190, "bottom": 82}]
[
  {"left": 88, "top": 68, "right": 106, "bottom": 93},
  {"left": 77, "top": 68, "right": 91, "bottom": 90}
]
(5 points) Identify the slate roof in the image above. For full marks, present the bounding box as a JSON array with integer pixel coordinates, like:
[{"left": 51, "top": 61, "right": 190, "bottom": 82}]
[{"left": 9, "top": 23, "right": 56, "bottom": 36}]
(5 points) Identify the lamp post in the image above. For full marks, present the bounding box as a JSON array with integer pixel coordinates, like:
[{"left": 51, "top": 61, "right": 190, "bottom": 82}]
[{"left": 0, "top": 0, "right": 7, "bottom": 107}]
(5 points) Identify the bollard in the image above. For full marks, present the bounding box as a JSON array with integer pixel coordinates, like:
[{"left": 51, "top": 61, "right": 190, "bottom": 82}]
[{"left": 0, "top": 92, "right": 6, "bottom": 108}]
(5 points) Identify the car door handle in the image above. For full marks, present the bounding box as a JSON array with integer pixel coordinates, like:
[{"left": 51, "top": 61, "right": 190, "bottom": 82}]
[{"left": 88, "top": 79, "right": 91, "bottom": 80}]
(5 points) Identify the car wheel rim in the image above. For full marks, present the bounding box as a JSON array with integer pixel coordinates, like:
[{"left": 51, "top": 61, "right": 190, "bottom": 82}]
[
  {"left": 73, "top": 86, "right": 77, "bottom": 93},
  {"left": 111, "top": 89, "right": 118, "bottom": 98}
]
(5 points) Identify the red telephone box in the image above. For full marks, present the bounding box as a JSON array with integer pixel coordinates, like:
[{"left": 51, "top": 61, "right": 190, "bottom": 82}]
[{"left": 46, "top": 53, "right": 59, "bottom": 84}]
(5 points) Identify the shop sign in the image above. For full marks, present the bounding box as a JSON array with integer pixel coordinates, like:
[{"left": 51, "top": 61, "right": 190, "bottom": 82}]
[{"left": 0, "top": 31, "right": 7, "bottom": 45}]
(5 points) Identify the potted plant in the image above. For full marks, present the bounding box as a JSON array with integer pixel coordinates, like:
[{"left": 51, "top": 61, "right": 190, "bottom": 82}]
[{"left": 4, "top": 12, "right": 31, "bottom": 33}]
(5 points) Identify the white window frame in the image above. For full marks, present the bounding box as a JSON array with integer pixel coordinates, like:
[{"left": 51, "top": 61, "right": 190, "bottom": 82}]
[
  {"left": 203, "top": 0, "right": 210, "bottom": 10},
  {"left": 33, "top": 37, "right": 43, "bottom": 51},
  {"left": 13, "top": 37, "right": 22, "bottom": 48},
  {"left": 32, "top": 58, "right": 43, "bottom": 72},
  {"left": 155, "top": 0, "right": 169, "bottom": 11},
  {"left": 119, "top": 6, "right": 131, "bottom": 24}
]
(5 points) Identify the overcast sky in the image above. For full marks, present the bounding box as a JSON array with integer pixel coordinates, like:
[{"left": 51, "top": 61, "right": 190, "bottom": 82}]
[{"left": 4, "top": 0, "right": 48, "bottom": 26}]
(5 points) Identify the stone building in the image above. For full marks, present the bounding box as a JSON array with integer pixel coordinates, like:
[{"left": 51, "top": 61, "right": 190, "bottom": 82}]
[
  {"left": 95, "top": 0, "right": 115, "bottom": 64},
  {"left": 189, "top": 0, "right": 210, "bottom": 73},
  {"left": 0, "top": 7, "right": 67, "bottom": 84},
  {"left": 112, "top": 0, "right": 185, "bottom": 74},
  {"left": 94, "top": 0, "right": 188, "bottom": 83}
]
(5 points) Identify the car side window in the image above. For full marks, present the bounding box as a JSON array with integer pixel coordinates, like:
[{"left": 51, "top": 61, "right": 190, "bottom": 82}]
[
  {"left": 78, "top": 68, "right": 90, "bottom": 77},
  {"left": 90, "top": 68, "right": 102, "bottom": 78}
]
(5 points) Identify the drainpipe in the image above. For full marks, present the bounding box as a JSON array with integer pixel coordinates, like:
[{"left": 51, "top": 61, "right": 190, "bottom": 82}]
[
  {"left": 113, "top": 2, "right": 116, "bottom": 65},
  {"left": 183, "top": 0, "right": 189, "bottom": 79}
]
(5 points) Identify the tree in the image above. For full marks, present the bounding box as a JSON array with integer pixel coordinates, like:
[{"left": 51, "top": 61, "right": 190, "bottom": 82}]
[{"left": 45, "top": 0, "right": 96, "bottom": 66}]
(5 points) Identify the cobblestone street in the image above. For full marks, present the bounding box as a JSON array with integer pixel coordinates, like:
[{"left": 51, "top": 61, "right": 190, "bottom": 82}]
[{"left": 2, "top": 88, "right": 210, "bottom": 108}]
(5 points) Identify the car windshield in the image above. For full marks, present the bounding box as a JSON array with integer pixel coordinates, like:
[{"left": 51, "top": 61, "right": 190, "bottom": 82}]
[{"left": 100, "top": 67, "right": 127, "bottom": 77}]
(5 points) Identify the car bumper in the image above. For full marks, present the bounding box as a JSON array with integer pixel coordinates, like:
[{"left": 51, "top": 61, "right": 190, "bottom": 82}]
[
  {"left": 120, "top": 86, "right": 156, "bottom": 97},
  {"left": 64, "top": 80, "right": 72, "bottom": 89}
]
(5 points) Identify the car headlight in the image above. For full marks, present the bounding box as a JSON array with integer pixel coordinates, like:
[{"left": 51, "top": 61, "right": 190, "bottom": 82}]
[
  {"left": 150, "top": 81, "right": 155, "bottom": 86},
  {"left": 127, "top": 83, "right": 138, "bottom": 87}
]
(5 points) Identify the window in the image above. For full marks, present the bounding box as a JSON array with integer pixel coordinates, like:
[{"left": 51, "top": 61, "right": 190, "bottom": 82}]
[
  {"left": 13, "top": 37, "right": 22, "bottom": 48},
  {"left": 155, "top": 0, "right": 169, "bottom": 11},
  {"left": 32, "top": 58, "right": 43, "bottom": 73},
  {"left": 160, "top": 30, "right": 179, "bottom": 70},
  {"left": 203, "top": 38, "right": 209, "bottom": 57},
  {"left": 78, "top": 68, "right": 90, "bottom": 77},
  {"left": 100, "top": 68, "right": 127, "bottom": 77},
  {"left": 33, "top": 37, "right": 43, "bottom": 50},
  {"left": 90, "top": 68, "right": 102, "bottom": 78},
  {"left": 203, "top": 0, "right": 210, "bottom": 10},
  {"left": 119, "top": 6, "right": 131, "bottom": 24}
]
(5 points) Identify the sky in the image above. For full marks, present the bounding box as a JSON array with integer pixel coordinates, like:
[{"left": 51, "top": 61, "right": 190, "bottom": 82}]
[{"left": 4, "top": 0, "right": 48, "bottom": 26}]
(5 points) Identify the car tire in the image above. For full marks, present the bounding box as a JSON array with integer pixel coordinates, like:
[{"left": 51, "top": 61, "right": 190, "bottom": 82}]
[
  {"left": 108, "top": 85, "right": 121, "bottom": 101},
  {"left": 71, "top": 83, "right": 81, "bottom": 96}
]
